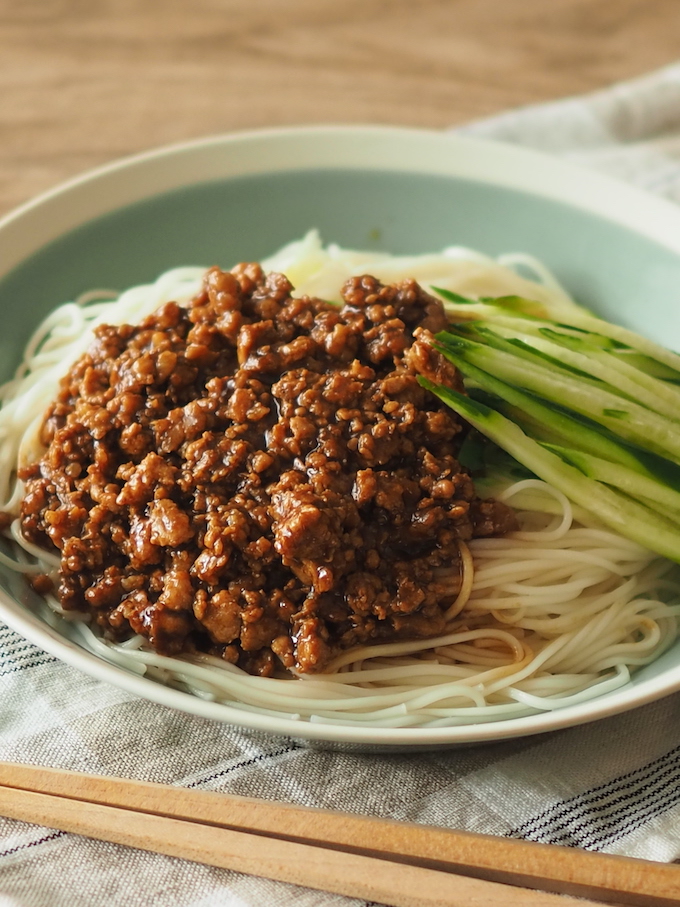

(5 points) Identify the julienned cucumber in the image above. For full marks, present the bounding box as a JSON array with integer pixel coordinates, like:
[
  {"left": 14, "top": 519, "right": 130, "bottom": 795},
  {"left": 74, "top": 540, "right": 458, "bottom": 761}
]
[
  {"left": 423, "top": 289, "right": 680, "bottom": 563},
  {"left": 433, "top": 286, "right": 680, "bottom": 374},
  {"left": 436, "top": 332, "right": 680, "bottom": 465},
  {"left": 418, "top": 379, "right": 680, "bottom": 563},
  {"left": 444, "top": 349, "right": 680, "bottom": 488}
]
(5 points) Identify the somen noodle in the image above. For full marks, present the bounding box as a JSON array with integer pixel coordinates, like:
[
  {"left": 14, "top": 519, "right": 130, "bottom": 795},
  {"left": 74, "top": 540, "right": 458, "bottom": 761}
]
[{"left": 1, "top": 232, "right": 677, "bottom": 728}]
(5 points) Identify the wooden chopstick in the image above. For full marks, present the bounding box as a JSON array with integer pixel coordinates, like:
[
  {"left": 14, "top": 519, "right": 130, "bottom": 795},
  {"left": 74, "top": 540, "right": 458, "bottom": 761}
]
[
  {"left": 0, "top": 762, "right": 676, "bottom": 907},
  {"left": 1, "top": 783, "right": 597, "bottom": 907}
]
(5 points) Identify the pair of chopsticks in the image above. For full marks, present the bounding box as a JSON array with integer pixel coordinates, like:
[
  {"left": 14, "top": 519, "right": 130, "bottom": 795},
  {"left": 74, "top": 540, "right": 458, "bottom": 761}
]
[{"left": 0, "top": 761, "right": 677, "bottom": 907}]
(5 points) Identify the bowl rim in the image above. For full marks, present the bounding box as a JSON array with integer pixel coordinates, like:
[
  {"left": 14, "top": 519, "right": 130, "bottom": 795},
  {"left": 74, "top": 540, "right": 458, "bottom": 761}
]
[
  {"left": 5, "top": 124, "right": 680, "bottom": 277},
  {"left": 3, "top": 123, "right": 680, "bottom": 747}
]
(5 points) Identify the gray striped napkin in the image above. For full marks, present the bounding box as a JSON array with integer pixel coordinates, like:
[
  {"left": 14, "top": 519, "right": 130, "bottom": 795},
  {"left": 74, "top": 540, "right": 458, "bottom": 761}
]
[{"left": 3, "top": 63, "right": 680, "bottom": 907}]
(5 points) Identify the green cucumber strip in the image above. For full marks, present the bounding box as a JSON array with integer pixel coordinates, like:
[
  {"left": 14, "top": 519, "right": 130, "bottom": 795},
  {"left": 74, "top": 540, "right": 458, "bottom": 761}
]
[
  {"left": 452, "top": 324, "right": 642, "bottom": 395},
  {"left": 457, "top": 427, "right": 533, "bottom": 479},
  {"left": 456, "top": 429, "right": 487, "bottom": 471},
  {"left": 435, "top": 332, "right": 680, "bottom": 464},
  {"left": 463, "top": 382, "right": 680, "bottom": 489},
  {"left": 458, "top": 366, "right": 653, "bottom": 473},
  {"left": 542, "top": 443, "right": 680, "bottom": 517},
  {"left": 554, "top": 310, "right": 680, "bottom": 374},
  {"left": 429, "top": 287, "right": 477, "bottom": 305},
  {"left": 431, "top": 288, "right": 547, "bottom": 323},
  {"left": 473, "top": 294, "right": 549, "bottom": 317},
  {"left": 643, "top": 499, "right": 680, "bottom": 524},
  {"left": 539, "top": 328, "right": 623, "bottom": 353},
  {"left": 419, "top": 378, "right": 680, "bottom": 563},
  {"left": 469, "top": 391, "right": 574, "bottom": 447},
  {"left": 546, "top": 326, "right": 626, "bottom": 350},
  {"left": 474, "top": 388, "right": 680, "bottom": 493},
  {"left": 434, "top": 285, "right": 680, "bottom": 374},
  {"left": 479, "top": 315, "right": 625, "bottom": 351},
  {"left": 535, "top": 329, "right": 680, "bottom": 419},
  {"left": 432, "top": 287, "right": 542, "bottom": 317},
  {"left": 458, "top": 324, "right": 607, "bottom": 383},
  {"left": 608, "top": 349, "right": 680, "bottom": 380}
]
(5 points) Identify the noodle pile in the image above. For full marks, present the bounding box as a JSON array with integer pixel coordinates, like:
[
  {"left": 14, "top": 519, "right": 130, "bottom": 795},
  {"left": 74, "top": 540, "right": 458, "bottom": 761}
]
[{"left": 1, "top": 233, "right": 678, "bottom": 728}]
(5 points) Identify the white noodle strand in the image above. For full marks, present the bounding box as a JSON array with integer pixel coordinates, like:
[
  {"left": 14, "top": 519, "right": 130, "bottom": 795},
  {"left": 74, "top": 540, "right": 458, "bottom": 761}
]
[{"left": 0, "top": 240, "right": 676, "bottom": 728}]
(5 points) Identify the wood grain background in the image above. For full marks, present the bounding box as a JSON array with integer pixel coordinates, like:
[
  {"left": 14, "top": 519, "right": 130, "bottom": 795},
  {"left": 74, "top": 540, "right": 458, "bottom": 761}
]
[{"left": 1, "top": 0, "right": 680, "bottom": 219}]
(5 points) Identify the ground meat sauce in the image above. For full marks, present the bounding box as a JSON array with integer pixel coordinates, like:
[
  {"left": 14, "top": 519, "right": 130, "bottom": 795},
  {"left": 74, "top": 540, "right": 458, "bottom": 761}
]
[{"left": 18, "top": 265, "right": 515, "bottom": 675}]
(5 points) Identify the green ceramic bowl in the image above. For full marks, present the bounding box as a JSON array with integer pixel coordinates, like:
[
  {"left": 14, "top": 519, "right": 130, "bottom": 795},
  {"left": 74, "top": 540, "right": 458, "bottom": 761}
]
[{"left": 2, "top": 126, "right": 680, "bottom": 748}]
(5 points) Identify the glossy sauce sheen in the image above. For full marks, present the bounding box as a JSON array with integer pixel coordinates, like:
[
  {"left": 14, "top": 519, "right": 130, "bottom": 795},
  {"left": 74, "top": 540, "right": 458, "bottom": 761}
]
[{"left": 19, "top": 266, "right": 514, "bottom": 675}]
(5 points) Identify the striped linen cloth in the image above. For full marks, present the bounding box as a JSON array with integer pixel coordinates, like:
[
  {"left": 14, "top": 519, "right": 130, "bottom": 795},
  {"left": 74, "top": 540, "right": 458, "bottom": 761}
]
[{"left": 3, "top": 63, "right": 680, "bottom": 906}]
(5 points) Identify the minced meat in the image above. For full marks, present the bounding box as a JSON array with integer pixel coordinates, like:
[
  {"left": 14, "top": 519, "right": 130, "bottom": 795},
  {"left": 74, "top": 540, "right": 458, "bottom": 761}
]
[{"left": 19, "top": 266, "right": 515, "bottom": 675}]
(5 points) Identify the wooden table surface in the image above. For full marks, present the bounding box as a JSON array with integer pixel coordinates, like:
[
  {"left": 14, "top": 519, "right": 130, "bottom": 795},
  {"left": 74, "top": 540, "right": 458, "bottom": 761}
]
[{"left": 1, "top": 0, "right": 680, "bottom": 221}]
